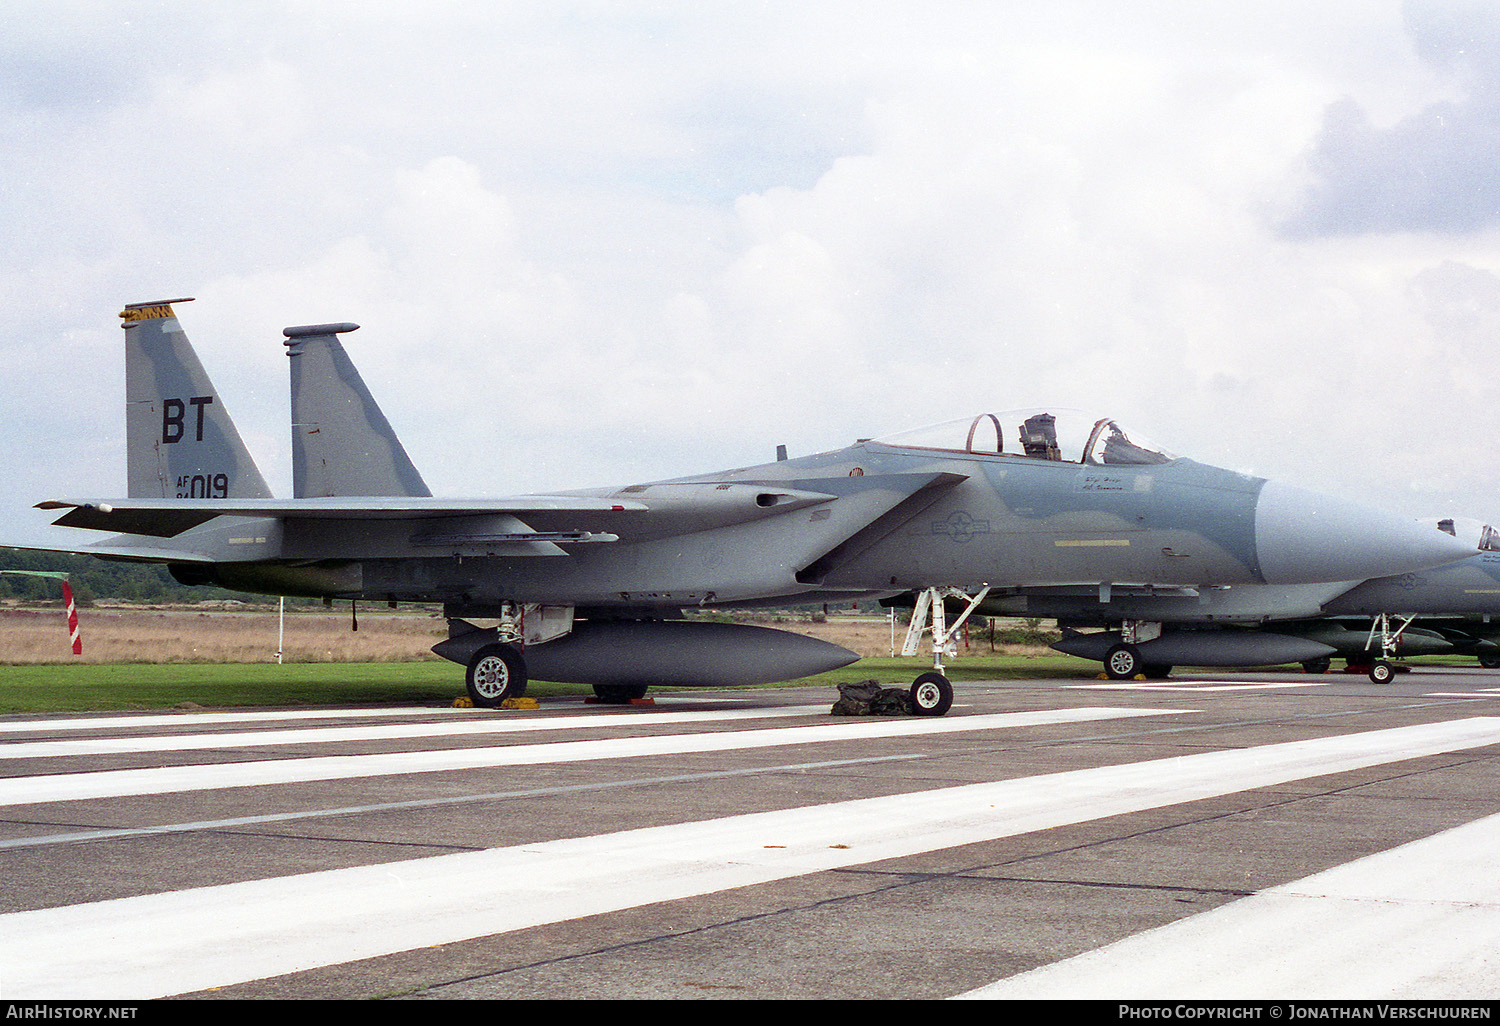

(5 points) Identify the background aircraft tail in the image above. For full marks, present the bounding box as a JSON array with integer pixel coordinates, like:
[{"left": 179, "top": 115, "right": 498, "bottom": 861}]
[
  {"left": 123, "top": 299, "right": 272, "bottom": 500},
  {"left": 283, "top": 323, "right": 432, "bottom": 498}
]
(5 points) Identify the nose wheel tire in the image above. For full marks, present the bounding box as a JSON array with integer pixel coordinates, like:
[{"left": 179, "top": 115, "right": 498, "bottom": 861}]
[
  {"left": 466, "top": 644, "right": 528, "bottom": 707},
  {"left": 1368, "top": 660, "right": 1395, "bottom": 685},
  {"left": 910, "top": 672, "right": 954, "bottom": 716}
]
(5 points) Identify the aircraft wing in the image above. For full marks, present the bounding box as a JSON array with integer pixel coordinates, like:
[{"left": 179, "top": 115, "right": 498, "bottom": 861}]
[
  {"left": 34, "top": 475, "right": 961, "bottom": 563},
  {"left": 35, "top": 496, "right": 652, "bottom": 538},
  {"left": 34, "top": 482, "right": 851, "bottom": 545}
]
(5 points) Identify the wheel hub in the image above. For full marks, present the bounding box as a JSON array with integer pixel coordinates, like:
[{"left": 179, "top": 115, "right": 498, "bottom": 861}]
[{"left": 473, "top": 656, "right": 510, "bottom": 698}]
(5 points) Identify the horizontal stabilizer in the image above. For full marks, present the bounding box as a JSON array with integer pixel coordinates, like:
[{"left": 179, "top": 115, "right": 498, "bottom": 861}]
[{"left": 0, "top": 528, "right": 221, "bottom": 564}]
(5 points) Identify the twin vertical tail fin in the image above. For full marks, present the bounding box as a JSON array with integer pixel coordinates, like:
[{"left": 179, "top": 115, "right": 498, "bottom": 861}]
[
  {"left": 283, "top": 323, "right": 431, "bottom": 498},
  {"left": 122, "top": 299, "right": 272, "bottom": 500},
  {"left": 121, "top": 302, "right": 427, "bottom": 502}
]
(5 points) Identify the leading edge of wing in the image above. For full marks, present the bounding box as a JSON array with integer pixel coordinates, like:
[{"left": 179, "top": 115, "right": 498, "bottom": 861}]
[{"left": 35, "top": 496, "right": 652, "bottom": 538}]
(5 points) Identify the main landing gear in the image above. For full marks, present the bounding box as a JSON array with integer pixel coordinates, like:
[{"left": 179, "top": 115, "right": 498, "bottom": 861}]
[
  {"left": 465, "top": 643, "right": 528, "bottom": 706},
  {"left": 466, "top": 643, "right": 645, "bottom": 706},
  {"left": 452, "top": 603, "right": 573, "bottom": 709},
  {"left": 1104, "top": 643, "right": 1141, "bottom": 680},
  {"left": 1301, "top": 655, "right": 1333, "bottom": 675},
  {"left": 1103, "top": 642, "right": 1172, "bottom": 681}
]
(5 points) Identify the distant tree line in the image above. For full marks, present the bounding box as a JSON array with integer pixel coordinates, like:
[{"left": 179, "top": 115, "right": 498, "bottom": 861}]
[{"left": 0, "top": 549, "right": 288, "bottom": 606}]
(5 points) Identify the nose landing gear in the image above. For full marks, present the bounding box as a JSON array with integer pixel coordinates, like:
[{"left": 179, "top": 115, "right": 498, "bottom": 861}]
[{"left": 900, "top": 585, "right": 990, "bottom": 717}]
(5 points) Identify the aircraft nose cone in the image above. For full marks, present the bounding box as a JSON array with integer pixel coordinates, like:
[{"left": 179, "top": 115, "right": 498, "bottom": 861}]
[{"left": 1254, "top": 481, "right": 1476, "bottom": 585}]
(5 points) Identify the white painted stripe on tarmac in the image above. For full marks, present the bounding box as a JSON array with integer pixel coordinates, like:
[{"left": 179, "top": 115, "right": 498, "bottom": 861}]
[
  {"left": 3, "top": 716, "right": 1498, "bottom": 998},
  {"left": 1068, "top": 680, "right": 1336, "bottom": 692},
  {"left": 0, "top": 700, "right": 811, "bottom": 736},
  {"left": 0, "top": 705, "right": 819, "bottom": 759},
  {"left": 0, "top": 706, "right": 469, "bottom": 734},
  {"left": 0, "top": 752, "right": 935, "bottom": 852},
  {"left": 956, "top": 810, "right": 1500, "bottom": 999},
  {"left": 0, "top": 707, "right": 1179, "bottom": 806}
]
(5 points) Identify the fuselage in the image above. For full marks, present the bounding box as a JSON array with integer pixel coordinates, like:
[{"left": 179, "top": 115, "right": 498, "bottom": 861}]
[{"left": 165, "top": 427, "right": 1469, "bottom": 620}]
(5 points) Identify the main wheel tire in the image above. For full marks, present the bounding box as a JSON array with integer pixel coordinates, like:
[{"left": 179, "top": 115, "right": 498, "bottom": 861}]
[
  {"left": 466, "top": 644, "right": 528, "bottom": 707},
  {"left": 910, "top": 672, "right": 953, "bottom": 716},
  {"left": 1143, "top": 664, "right": 1173, "bottom": 680},
  {"left": 1369, "top": 660, "right": 1395, "bottom": 684},
  {"left": 1301, "top": 656, "right": 1333, "bottom": 675},
  {"left": 592, "top": 683, "right": 649, "bottom": 703},
  {"left": 1480, "top": 652, "right": 1500, "bottom": 670},
  {"left": 1104, "top": 643, "right": 1143, "bottom": 680}
]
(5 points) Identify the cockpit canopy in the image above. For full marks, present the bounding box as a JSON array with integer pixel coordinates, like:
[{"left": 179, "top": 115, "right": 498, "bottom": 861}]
[
  {"left": 875, "top": 408, "right": 1177, "bottom": 466},
  {"left": 1432, "top": 517, "right": 1500, "bottom": 553}
]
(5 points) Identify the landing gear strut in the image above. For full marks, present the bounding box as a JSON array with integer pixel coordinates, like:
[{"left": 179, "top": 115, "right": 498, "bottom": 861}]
[
  {"left": 447, "top": 602, "right": 575, "bottom": 708},
  {"left": 901, "top": 585, "right": 989, "bottom": 716},
  {"left": 1103, "top": 621, "right": 1167, "bottom": 680}
]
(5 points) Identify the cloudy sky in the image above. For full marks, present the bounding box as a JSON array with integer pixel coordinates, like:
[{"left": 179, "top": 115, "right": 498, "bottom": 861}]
[{"left": 3, "top": 1, "right": 1498, "bottom": 541}]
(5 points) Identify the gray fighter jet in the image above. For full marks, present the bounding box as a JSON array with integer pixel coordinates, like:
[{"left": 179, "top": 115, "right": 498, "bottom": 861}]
[
  {"left": 989, "top": 518, "right": 1500, "bottom": 683},
  {"left": 29, "top": 300, "right": 1477, "bottom": 712},
  {"left": 1295, "top": 531, "right": 1500, "bottom": 677}
]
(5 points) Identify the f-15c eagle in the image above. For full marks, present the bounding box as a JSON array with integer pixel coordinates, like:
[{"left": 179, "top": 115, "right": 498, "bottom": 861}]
[{"left": 27, "top": 300, "right": 1476, "bottom": 714}]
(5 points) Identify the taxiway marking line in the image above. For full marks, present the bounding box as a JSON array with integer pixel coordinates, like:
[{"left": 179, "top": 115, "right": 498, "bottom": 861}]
[
  {"left": 956, "top": 809, "right": 1500, "bottom": 999},
  {"left": 0, "top": 706, "right": 472, "bottom": 734},
  {"left": 0, "top": 696, "right": 803, "bottom": 735},
  {"left": 0, "top": 707, "right": 1180, "bottom": 807},
  {"left": 1069, "top": 680, "right": 1336, "bottom": 692},
  {"left": 0, "top": 753, "right": 933, "bottom": 851},
  {"left": 0, "top": 705, "right": 818, "bottom": 759},
  {"left": 3, "top": 716, "right": 1498, "bottom": 998}
]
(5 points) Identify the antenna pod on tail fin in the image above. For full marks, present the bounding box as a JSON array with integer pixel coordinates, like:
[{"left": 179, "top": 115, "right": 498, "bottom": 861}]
[
  {"left": 283, "top": 323, "right": 432, "bottom": 498},
  {"left": 121, "top": 299, "right": 272, "bottom": 500}
]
